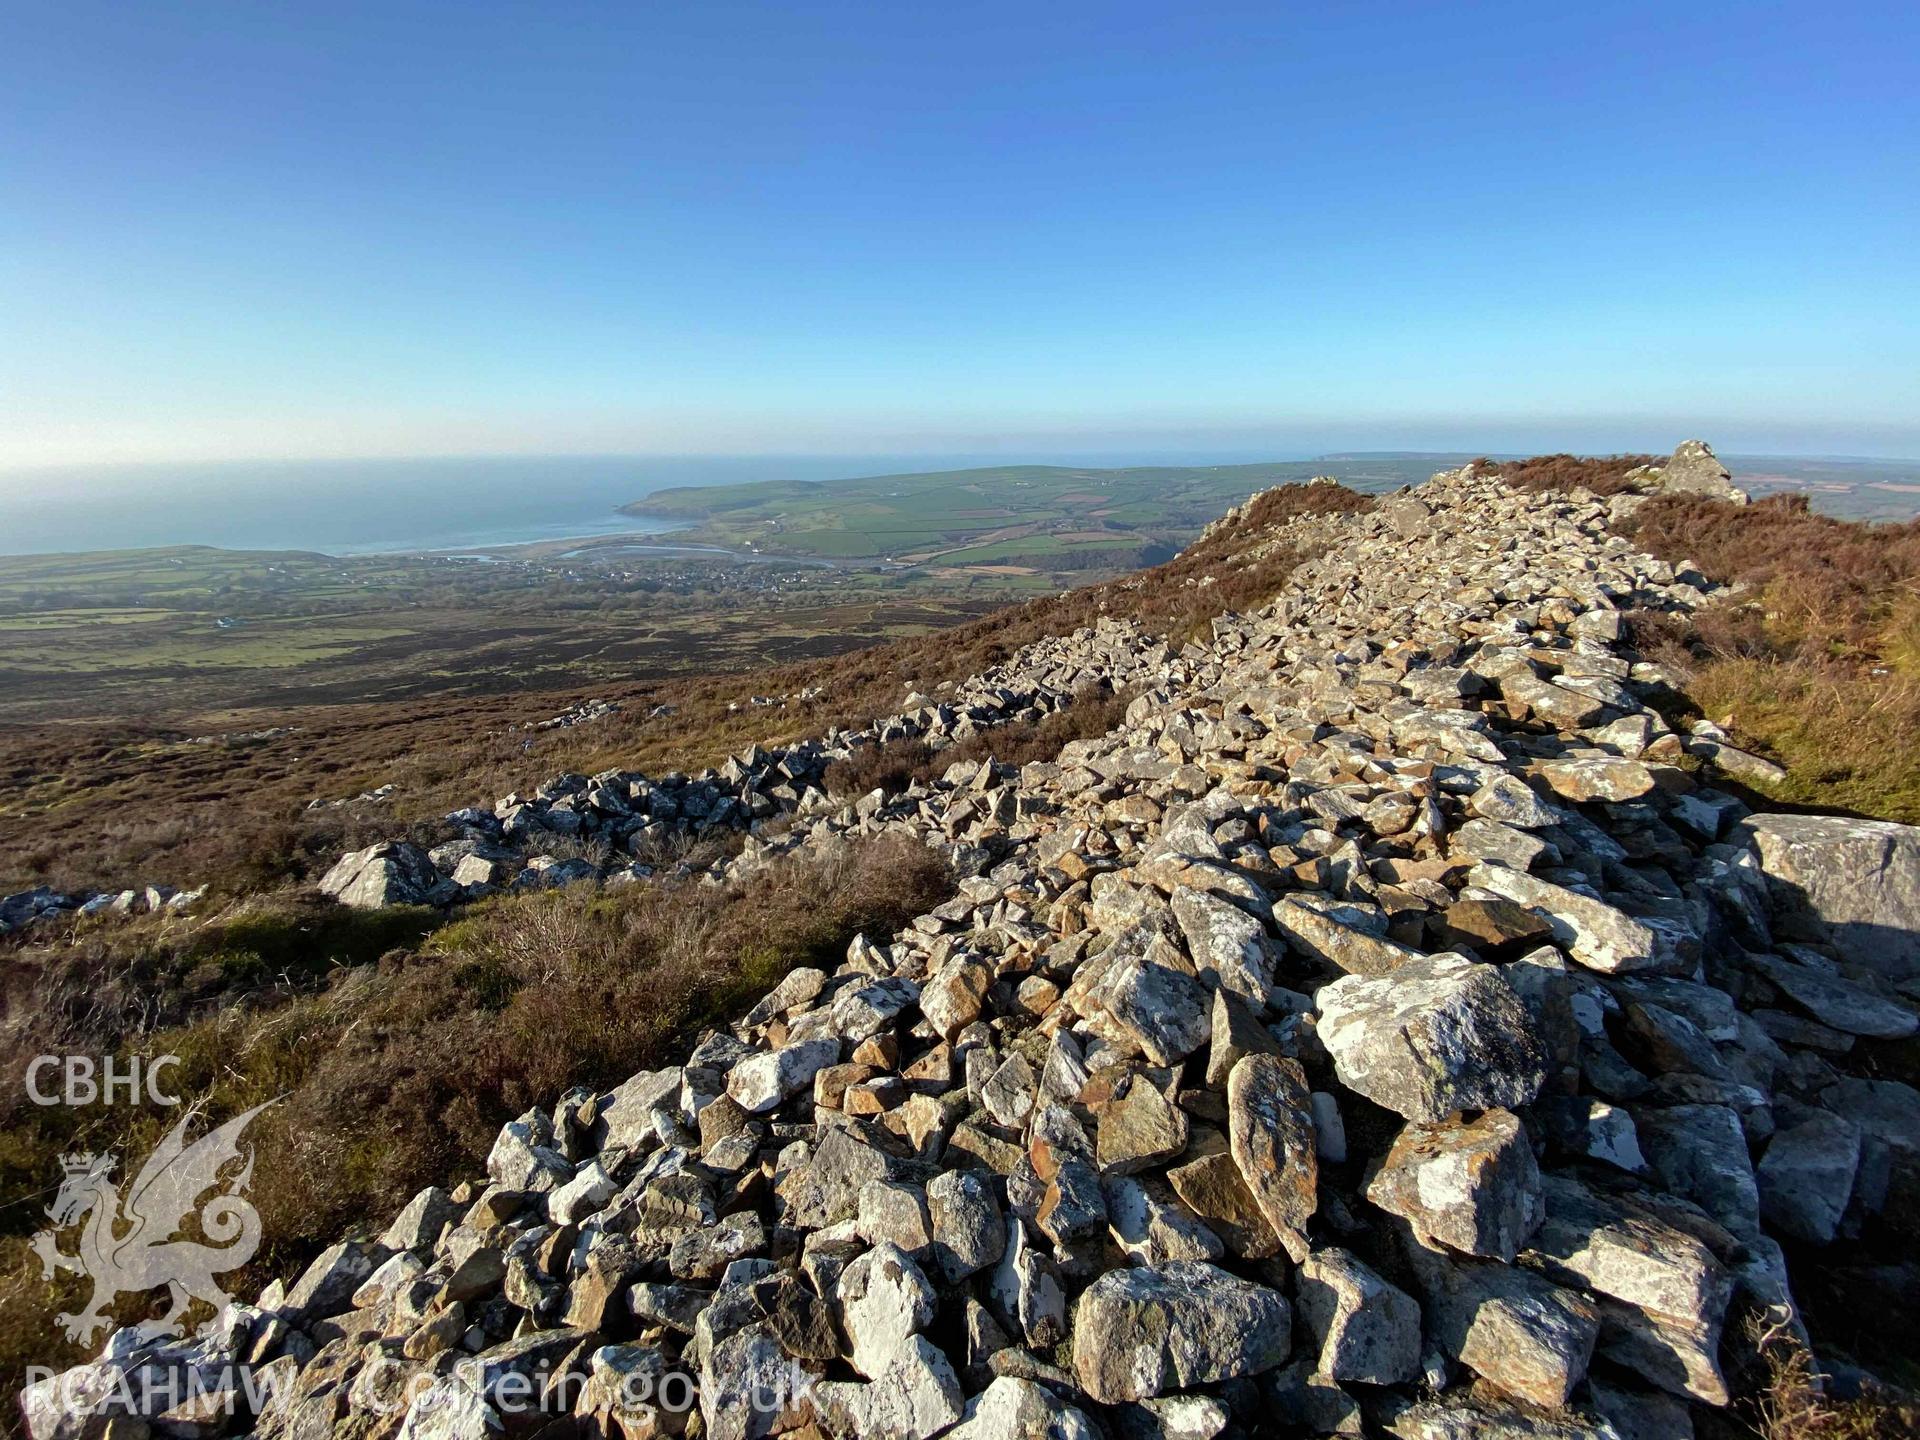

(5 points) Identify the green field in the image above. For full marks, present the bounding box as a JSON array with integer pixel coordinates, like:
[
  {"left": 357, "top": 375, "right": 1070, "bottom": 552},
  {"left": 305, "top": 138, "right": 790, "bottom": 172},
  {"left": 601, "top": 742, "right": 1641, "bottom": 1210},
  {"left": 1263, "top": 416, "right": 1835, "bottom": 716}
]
[{"left": 622, "top": 459, "right": 1454, "bottom": 564}]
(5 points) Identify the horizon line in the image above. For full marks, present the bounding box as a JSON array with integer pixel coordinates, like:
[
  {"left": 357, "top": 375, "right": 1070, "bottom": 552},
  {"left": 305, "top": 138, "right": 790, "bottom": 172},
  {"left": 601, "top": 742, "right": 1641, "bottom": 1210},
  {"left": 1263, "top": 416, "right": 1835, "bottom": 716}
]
[{"left": 5, "top": 444, "right": 1920, "bottom": 479}]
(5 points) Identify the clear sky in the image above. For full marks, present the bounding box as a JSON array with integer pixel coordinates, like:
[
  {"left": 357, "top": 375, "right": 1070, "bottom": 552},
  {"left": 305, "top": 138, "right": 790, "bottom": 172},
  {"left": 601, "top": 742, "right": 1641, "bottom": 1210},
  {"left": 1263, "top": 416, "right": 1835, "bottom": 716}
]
[{"left": 2, "top": 0, "right": 1916, "bottom": 472}]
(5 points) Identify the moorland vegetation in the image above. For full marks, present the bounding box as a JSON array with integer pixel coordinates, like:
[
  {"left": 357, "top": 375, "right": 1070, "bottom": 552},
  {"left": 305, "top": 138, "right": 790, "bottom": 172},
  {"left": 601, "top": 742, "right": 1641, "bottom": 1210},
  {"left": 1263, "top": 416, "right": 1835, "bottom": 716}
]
[{"left": 6, "top": 457, "right": 1920, "bottom": 1435}]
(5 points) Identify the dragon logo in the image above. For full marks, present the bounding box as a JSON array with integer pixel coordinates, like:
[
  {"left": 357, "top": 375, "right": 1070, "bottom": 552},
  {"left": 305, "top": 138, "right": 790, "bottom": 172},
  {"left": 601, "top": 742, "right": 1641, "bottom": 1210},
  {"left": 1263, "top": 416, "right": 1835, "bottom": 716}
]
[{"left": 30, "top": 1101, "right": 275, "bottom": 1345}]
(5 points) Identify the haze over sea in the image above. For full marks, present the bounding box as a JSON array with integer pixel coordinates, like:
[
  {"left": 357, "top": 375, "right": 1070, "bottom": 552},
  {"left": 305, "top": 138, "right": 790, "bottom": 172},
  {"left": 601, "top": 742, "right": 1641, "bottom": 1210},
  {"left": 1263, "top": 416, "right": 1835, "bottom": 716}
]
[{"left": 0, "top": 454, "right": 994, "bottom": 557}]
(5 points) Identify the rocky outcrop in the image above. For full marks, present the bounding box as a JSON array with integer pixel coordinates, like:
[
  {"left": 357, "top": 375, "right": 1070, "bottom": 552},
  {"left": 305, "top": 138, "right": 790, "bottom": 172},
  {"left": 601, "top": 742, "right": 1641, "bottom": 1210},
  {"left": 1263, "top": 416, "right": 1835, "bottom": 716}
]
[
  {"left": 1656, "top": 439, "right": 1746, "bottom": 501},
  {"left": 26, "top": 462, "right": 1920, "bottom": 1440},
  {"left": 318, "top": 842, "right": 450, "bottom": 910},
  {"left": 1623, "top": 439, "right": 1751, "bottom": 505}
]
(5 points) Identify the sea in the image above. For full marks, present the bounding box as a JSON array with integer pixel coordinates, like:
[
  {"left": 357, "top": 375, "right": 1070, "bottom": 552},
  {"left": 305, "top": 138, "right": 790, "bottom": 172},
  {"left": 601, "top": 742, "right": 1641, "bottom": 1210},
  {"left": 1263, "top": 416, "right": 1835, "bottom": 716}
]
[{"left": 0, "top": 453, "right": 1021, "bottom": 558}]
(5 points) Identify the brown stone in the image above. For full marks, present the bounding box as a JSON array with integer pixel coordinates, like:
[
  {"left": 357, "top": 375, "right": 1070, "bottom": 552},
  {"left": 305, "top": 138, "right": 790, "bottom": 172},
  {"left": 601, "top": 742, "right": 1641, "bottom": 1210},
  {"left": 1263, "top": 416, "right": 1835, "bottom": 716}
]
[
  {"left": 1227, "top": 1054, "right": 1317, "bottom": 1262},
  {"left": 901, "top": 1043, "right": 953, "bottom": 1091},
  {"left": 844, "top": 1078, "right": 903, "bottom": 1115},
  {"left": 1168, "top": 1152, "right": 1282, "bottom": 1259},
  {"left": 812, "top": 1062, "right": 875, "bottom": 1110},
  {"left": 854, "top": 1033, "right": 901, "bottom": 1068},
  {"left": 1055, "top": 851, "right": 1095, "bottom": 883},
  {"left": 699, "top": 1093, "right": 754, "bottom": 1151},
  {"left": 1015, "top": 976, "right": 1061, "bottom": 1016},
  {"left": 1430, "top": 897, "right": 1554, "bottom": 958},
  {"left": 1095, "top": 1070, "right": 1189, "bottom": 1176}
]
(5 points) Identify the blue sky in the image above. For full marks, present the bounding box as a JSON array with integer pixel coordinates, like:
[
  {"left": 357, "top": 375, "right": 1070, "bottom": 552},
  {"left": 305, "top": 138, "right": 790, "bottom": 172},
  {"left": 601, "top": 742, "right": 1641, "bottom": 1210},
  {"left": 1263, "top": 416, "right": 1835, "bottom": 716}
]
[{"left": 1, "top": 0, "right": 1916, "bottom": 470}]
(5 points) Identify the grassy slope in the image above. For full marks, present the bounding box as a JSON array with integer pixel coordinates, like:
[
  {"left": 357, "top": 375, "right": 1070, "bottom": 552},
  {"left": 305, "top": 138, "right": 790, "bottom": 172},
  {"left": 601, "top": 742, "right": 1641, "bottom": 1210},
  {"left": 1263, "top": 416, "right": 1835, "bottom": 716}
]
[
  {"left": 1489, "top": 454, "right": 1920, "bottom": 821},
  {"left": 0, "top": 837, "right": 954, "bottom": 1422},
  {"left": 1619, "top": 492, "right": 1920, "bottom": 823}
]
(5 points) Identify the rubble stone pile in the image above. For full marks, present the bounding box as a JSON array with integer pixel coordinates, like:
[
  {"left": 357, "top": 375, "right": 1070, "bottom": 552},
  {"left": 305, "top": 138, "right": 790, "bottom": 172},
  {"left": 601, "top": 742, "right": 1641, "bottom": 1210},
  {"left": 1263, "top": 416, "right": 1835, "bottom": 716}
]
[
  {"left": 26, "top": 464, "right": 1920, "bottom": 1440},
  {"left": 0, "top": 882, "right": 205, "bottom": 934},
  {"left": 314, "top": 617, "right": 1174, "bottom": 910}
]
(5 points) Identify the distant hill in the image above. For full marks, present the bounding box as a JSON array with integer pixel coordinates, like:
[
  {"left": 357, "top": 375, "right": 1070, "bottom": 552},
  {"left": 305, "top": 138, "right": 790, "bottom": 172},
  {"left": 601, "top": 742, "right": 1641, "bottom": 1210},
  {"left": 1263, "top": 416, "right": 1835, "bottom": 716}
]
[{"left": 620, "top": 457, "right": 1468, "bottom": 564}]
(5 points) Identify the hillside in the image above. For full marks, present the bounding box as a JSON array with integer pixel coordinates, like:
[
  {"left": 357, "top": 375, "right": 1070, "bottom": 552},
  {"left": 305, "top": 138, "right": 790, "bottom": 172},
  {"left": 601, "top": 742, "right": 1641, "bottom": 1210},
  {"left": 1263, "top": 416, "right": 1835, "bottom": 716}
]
[
  {"left": 619, "top": 458, "right": 1461, "bottom": 565},
  {"left": 10, "top": 447, "right": 1920, "bottom": 1440}
]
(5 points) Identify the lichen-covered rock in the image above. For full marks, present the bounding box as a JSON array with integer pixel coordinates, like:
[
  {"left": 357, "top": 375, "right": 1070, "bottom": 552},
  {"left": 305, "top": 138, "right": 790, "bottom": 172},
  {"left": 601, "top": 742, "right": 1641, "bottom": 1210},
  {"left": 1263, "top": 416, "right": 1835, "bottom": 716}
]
[
  {"left": 1172, "top": 886, "right": 1277, "bottom": 1002},
  {"left": 1470, "top": 864, "right": 1690, "bottom": 974},
  {"left": 927, "top": 1170, "right": 1006, "bottom": 1281},
  {"left": 1655, "top": 439, "right": 1747, "bottom": 502},
  {"left": 1090, "top": 956, "right": 1213, "bottom": 1065},
  {"left": 945, "top": 1376, "right": 1098, "bottom": 1440},
  {"left": 811, "top": 1333, "right": 964, "bottom": 1440},
  {"left": 1637, "top": 1104, "right": 1761, "bottom": 1239},
  {"left": 319, "top": 841, "right": 443, "bottom": 909},
  {"left": 1071, "top": 1262, "right": 1291, "bottom": 1403},
  {"left": 728, "top": 1037, "right": 841, "bottom": 1113},
  {"left": 1367, "top": 1109, "right": 1543, "bottom": 1260},
  {"left": 1522, "top": 1174, "right": 1733, "bottom": 1406},
  {"left": 1097, "top": 1068, "right": 1190, "bottom": 1175},
  {"left": 1295, "top": 1248, "right": 1421, "bottom": 1384},
  {"left": 1318, "top": 954, "right": 1547, "bottom": 1122},
  {"left": 1757, "top": 1111, "right": 1861, "bottom": 1245},
  {"left": 1273, "top": 896, "right": 1424, "bottom": 978},
  {"left": 1167, "top": 1150, "right": 1281, "bottom": 1260},
  {"left": 836, "top": 1241, "right": 938, "bottom": 1378},
  {"left": 1225, "top": 1053, "right": 1317, "bottom": 1260},
  {"left": 1416, "top": 1253, "right": 1600, "bottom": 1409}
]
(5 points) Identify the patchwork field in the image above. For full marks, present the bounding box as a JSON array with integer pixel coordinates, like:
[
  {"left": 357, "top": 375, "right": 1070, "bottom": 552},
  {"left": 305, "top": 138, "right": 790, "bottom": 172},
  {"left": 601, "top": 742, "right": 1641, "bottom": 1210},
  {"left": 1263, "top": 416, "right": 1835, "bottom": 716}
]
[
  {"left": 0, "top": 545, "right": 1013, "bottom": 724},
  {"left": 621, "top": 457, "right": 1458, "bottom": 562}
]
